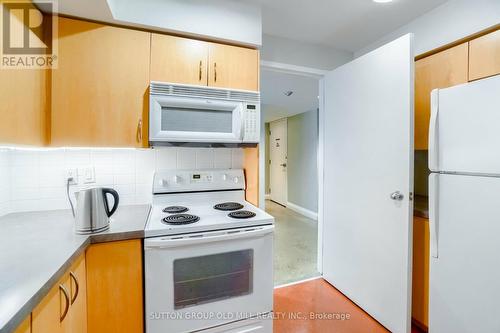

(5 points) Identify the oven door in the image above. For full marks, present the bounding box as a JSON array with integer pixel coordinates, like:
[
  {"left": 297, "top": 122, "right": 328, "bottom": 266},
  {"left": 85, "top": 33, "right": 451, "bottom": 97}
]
[
  {"left": 150, "top": 95, "right": 244, "bottom": 143},
  {"left": 144, "top": 225, "right": 274, "bottom": 333}
]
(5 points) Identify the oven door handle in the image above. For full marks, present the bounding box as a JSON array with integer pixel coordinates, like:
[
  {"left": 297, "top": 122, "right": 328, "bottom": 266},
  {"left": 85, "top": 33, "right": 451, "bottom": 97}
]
[{"left": 145, "top": 225, "right": 274, "bottom": 249}]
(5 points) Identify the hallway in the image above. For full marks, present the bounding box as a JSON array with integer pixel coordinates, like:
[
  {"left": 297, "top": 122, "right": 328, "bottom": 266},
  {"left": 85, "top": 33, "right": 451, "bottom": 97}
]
[{"left": 266, "top": 200, "right": 319, "bottom": 286}]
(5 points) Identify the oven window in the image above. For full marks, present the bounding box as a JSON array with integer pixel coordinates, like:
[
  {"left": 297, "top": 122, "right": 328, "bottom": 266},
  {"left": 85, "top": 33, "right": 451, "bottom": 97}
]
[
  {"left": 161, "top": 107, "right": 233, "bottom": 133},
  {"left": 173, "top": 250, "right": 253, "bottom": 309}
]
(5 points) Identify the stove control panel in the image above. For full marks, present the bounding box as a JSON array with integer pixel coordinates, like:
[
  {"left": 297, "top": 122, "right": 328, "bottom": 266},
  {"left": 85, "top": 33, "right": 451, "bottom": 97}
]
[{"left": 153, "top": 169, "right": 245, "bottom": 194}]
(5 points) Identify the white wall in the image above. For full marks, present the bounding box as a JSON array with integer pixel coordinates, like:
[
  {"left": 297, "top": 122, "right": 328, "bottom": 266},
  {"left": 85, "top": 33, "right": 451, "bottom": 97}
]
[
  {"left": 355, "top": 0, "right": 500, "bottom": 57},
  {"left": 107, "top": 0, "right": 262, "bottom": 47},
  {"left": 0, "top": 147, "right": 243, "bottom": 216},
  {"left": 262, "top": 34, "right": 353, "bottom": 70},
  {"left": 0, "top": 149, "right": 10, "bottom": 216}
]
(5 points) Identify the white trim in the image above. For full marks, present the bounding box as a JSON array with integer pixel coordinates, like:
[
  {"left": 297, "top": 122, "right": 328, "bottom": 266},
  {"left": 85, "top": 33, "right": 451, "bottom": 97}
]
[
  {"left": 274, "top": 276, "right": 323, "bottom": 289},
  {"left": 317, "top": 79, "right": 325, "bottom": 274},
  {"left": 260, "top": 60, "right": 328, "bottom": 79},
  {"left": 286, "top": 201, "right": 318, "bottom": 220}
]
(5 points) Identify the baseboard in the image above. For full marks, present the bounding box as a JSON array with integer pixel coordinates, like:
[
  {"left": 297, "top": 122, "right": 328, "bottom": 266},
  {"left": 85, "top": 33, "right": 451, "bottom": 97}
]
[{"left": 286, "top": 201, "right": 318, "bottom": 220}]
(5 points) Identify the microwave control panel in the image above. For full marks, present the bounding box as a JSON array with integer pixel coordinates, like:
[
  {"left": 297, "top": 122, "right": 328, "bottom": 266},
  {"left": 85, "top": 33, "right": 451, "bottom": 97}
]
[{"left": 243, "top": 104, "right": 260, "bottom": 142}]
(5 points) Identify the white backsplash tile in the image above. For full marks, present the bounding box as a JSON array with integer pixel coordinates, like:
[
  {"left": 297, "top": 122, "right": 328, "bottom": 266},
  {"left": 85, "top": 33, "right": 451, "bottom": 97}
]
[
  {"left": 1, "top": 146, "right": 244, "bottom": 214},
  {"left": 155, "top": 148, "right": 176, "bottom": 170},
  {"left": 177, "top": 148, "right": 196, "bottom": 169},
  {"left": 214, "top": 148, "right": 232, "bottom": 169}
]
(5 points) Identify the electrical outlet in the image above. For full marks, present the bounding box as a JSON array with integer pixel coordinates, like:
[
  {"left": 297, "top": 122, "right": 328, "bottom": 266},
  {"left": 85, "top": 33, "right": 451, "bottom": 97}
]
[
  {"left": 80, "top": 166, "right": 96, "bottom": 184},
  {"left": 67, "top": 168, "right": 78, "bottom": 185}
]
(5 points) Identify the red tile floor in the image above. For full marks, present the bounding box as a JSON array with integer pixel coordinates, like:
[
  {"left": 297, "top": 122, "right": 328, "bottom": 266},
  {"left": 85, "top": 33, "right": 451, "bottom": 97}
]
[{"left": 273, "top": 278, "right": 425, "bottom": 333}]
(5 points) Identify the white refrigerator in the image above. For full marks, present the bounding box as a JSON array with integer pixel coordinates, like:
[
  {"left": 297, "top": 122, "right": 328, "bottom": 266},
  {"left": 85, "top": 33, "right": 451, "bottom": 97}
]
[{"left": 429, "top": 74, "right": 500, "bottom": 332}]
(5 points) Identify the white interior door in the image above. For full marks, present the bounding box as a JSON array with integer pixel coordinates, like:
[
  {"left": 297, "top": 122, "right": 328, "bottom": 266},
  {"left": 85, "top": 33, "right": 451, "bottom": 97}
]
[
  {"left": 269, "top": 118, "right": 287, "bottom": 206},
  {"left": 321, "top": 34, "right": 414, "bottom": 333}
]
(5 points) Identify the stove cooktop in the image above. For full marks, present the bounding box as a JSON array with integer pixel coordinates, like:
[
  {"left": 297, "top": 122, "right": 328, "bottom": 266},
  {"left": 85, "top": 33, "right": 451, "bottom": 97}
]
[{"left": 145, "top": 191, "right": 274, "bottom": 237}]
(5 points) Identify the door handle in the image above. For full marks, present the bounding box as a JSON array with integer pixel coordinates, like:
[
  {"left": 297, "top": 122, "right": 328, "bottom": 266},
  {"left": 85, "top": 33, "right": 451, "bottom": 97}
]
[
  {"left": 137, "top": 119, "right": 143, "bottom": 143},
  {"left": 69, "top": 271, "right": 79, "bottom": 305},
  {"left": 59, "top": 284, "right": 70, "bottom": 322},
  {"left": 390, "top": 191, "right": 404, "bottom": 201},
  {"left": 280, "top": 163, "right": 287, "bottom": 167},
  {"left": 199, "top": 60, "right": 202, "bottom": 81}
]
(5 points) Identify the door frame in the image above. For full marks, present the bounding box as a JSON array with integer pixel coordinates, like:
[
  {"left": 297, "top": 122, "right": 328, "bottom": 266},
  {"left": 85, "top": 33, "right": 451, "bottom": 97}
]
[
  {"left": 260, "top": 61, "right": 325, "bottom": 274},
  {"left": 269, "top": 117, "right": 288, "bottom": 206}
]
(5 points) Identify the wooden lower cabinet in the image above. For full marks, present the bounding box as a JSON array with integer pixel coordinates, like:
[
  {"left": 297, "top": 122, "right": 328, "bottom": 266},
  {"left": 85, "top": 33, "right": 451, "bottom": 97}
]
[
  {"left": 412, "top": 216, "right": 430, "bottom": 329},
  {"left": 86, "top": 239, "right": 143, "bottom": 333},
  {"left": 69, "top": 255, "right": 87, "bottom": 333},
  {"left": 13, "top": 316, "right": 31, "bottom": 333},
  {"left": 32, "top": 273, "right": 72, "bottom": 333},
  {"left": 31, "top": 254, "right": 87, "bottom": 333}
]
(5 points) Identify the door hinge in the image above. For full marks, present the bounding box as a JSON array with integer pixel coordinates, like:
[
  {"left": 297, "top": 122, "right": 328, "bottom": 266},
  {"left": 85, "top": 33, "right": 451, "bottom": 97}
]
[{"left": 409, "top": 192, "right": 414, "bottom": 201}]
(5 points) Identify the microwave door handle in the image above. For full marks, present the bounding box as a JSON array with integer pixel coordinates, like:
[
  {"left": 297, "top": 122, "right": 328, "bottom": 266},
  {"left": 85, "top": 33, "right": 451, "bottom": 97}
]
[
  {"left": 145, "top": 225, "right": 274, "bottom": 249},
  {"left": 240, "top": 107, "right": 245, "bottom": 140}
]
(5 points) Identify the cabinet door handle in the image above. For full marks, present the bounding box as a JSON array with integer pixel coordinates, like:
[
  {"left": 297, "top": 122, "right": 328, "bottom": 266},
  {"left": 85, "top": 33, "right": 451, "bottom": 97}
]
[
  {"left": 69, "top": 271, "right": 79, "bottom": 305},
  {"left": 59, "top": 284, "right": 70, "bottom": 322},
  {"left": 137, "top": 119, "right": 143, "bottom": 143},
  {"left": 214, "top": 62, "right": 217, "bottom": 82},
  {"left": 199, "top": 60, "right": 202, "bottom": 81}
]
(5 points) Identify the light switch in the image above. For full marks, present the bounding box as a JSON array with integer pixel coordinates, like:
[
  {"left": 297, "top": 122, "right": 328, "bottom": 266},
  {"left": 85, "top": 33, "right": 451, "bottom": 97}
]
[{"left": 79, "top": 166, "right": 96, "bottom": 184}]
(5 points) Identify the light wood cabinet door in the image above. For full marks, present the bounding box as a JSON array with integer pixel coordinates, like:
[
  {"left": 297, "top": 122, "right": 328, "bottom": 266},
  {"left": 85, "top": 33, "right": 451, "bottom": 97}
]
[
  {"left": 51, "top": 18, "right": 150, "bottom": 147},
  {"left": 32, "top": 275, "right": 71, "bottom": 333},
  {"left": 469, "top": 29, "right": 500, "bottom": 81},
  {"left": 86, "top": 240, "right": 143, "bottom": 333},
  {"left": 0, "top": 67, "right": 47, "bottom": 146},
  {"left": 13, "top": 315, "right": 31, "bottom": 333},
  {"left": 69, "top": 255, "right": 87, "bottom": 333},
  {"left": 414, "top": 43, "right": 468, "bottom": 150},
  {"left": 412, "top": 216, "right": 430, "bottom": 329},
  {"left": 208, "top": 43, "right": 259, "bottom": 91},
  {"left": 150, "top": 34, "right": 208, "bottom": 85}
]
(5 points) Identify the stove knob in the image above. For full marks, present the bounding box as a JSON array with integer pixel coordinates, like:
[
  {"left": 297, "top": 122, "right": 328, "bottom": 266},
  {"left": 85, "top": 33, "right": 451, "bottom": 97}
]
[
  {"left": 233, "top": 177, "right": 239, "bottom": 184},
  {"left": 172, "top": 175, "right": 181, "bottom": 184},
  {"left": 222, "top": 174, "right": 228, "bottom": 181},
  {"left": 159, "top": 179, "right": 168, "bottom": 187}
]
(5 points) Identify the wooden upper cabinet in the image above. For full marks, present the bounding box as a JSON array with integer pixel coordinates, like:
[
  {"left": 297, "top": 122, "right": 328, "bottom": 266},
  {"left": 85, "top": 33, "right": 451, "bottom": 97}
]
[
  {"left": 150, "top": 34, "right": 208, "bottom": 85},
  {"left": 0, "top": 68, "right": 47, "bottom": 146},
  {"left": 414, "top": 43, "right": 469, "bottom": 150},
  {"left": 469, "top": 29, "right": 500, "bottom": 81},
  {"left": 208, "top": 43, "right": 259, "bottom": 91},
  {"left": 86, "top": 240, "right": 143, "bottom": 333},
  {"left": 51, "top": 18, "right": 150, "bottom": 147}
]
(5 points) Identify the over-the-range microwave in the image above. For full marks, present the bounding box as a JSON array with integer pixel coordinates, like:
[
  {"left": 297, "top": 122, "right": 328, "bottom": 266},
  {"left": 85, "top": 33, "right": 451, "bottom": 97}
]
[{"left": 149, "top": 82, "right": 260, "bottom": 146}]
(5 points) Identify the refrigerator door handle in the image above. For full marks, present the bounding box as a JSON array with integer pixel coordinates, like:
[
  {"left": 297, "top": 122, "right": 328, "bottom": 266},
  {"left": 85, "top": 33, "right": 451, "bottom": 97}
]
[
  {"left": 429, "top": 89, "right": 439, "bottom": 172},
  {"left": 429, "top": 173, "right": 439, "bottom": 258}
]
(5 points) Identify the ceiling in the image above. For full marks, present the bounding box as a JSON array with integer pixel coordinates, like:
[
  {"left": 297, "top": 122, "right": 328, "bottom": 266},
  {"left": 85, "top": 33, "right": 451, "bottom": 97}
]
[
  {"left": 249, "top": 0, "right": 448, "bottom": 52},
  {"left": 260, "top": 70, "right": 319, "bottom": 123}
]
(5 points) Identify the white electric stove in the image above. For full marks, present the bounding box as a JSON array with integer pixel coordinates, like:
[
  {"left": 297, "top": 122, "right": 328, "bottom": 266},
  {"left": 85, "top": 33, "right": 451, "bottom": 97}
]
[{"left": 144, "top": 169, "right": 274, "bottom": 333}]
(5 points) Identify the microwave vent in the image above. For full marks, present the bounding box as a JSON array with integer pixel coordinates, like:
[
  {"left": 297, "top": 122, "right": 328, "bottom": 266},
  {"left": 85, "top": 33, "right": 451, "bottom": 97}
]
[{"left": 150, "top": 82, "right": 260, "bottom": 103}]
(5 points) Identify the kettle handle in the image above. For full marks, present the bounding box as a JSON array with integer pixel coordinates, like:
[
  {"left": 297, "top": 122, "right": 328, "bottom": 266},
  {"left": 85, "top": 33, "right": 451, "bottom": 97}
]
[{"left": 102, "top": 188, "right": 119, "bottom": 218}]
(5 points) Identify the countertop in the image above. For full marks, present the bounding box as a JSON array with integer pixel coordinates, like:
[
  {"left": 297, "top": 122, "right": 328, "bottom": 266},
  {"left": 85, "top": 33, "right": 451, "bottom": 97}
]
[
  {"left": 0, "top": 204, "right": 151, "bottom": 333},
  {"left": 414, "top": 195, "right": 429, "bottom": 219}
]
